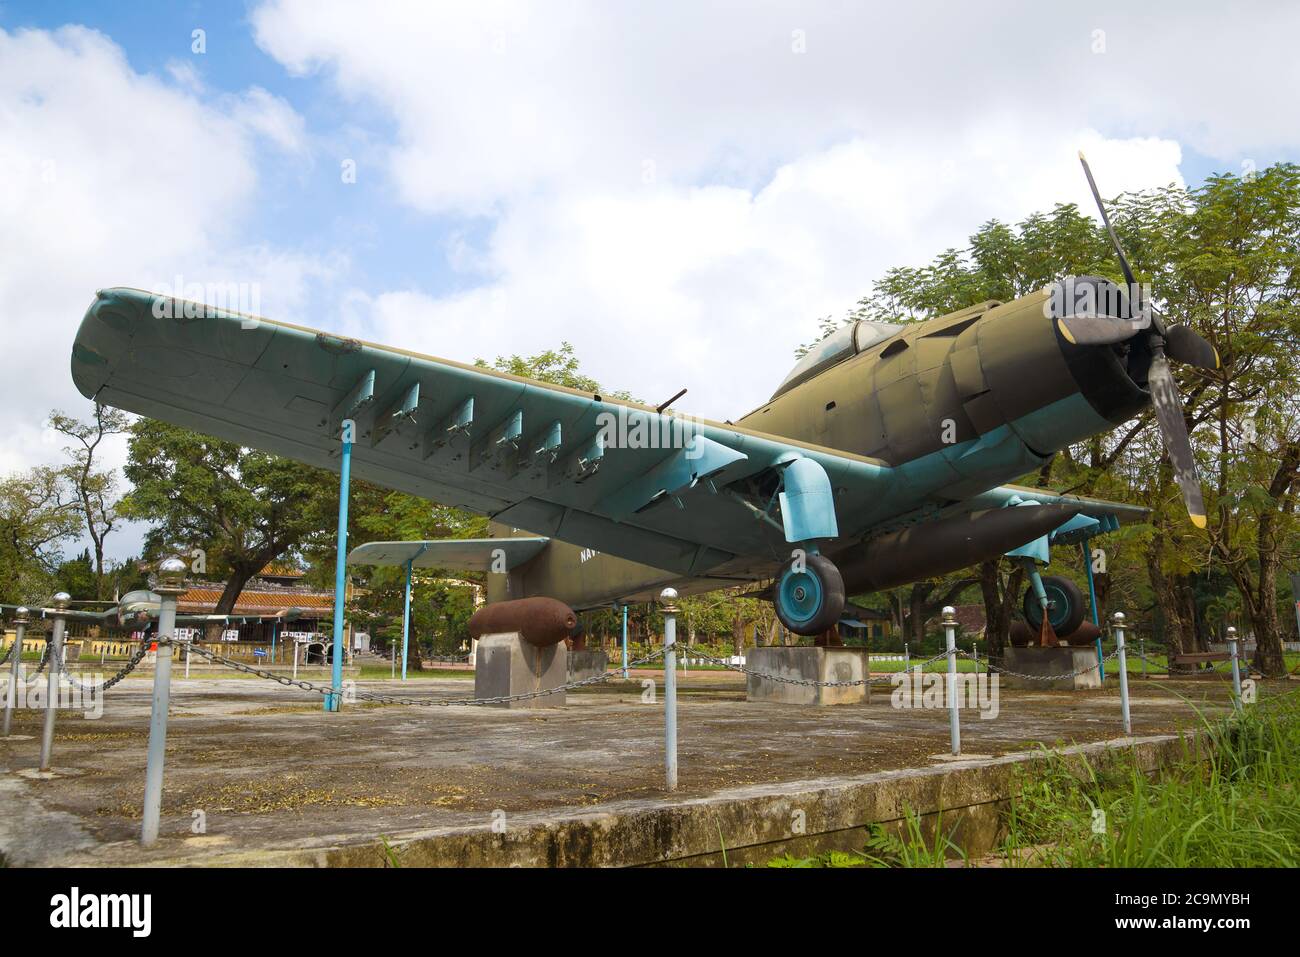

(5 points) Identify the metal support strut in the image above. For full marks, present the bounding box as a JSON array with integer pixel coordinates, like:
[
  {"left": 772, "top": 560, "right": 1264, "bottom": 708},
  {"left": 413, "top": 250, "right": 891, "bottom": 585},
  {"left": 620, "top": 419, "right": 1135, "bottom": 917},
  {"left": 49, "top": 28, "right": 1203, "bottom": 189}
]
[{"left": 327, "top": 418, "right": 354, "bottom": 711}]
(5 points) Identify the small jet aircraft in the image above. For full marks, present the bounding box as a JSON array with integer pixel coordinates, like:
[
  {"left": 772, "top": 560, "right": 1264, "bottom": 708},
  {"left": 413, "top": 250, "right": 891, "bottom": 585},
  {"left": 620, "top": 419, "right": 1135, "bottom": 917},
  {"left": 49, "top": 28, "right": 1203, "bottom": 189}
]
[{"left": 69, "top": 158, "right": 1217, "bottom": 643}]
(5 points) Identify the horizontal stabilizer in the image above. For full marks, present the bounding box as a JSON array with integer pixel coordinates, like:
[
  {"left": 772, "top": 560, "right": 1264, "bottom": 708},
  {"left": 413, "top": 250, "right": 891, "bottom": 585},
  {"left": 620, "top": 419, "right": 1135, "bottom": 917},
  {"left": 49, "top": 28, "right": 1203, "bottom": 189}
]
[{"left": 347, "top": 537, "right": 549, "bottom": 572}]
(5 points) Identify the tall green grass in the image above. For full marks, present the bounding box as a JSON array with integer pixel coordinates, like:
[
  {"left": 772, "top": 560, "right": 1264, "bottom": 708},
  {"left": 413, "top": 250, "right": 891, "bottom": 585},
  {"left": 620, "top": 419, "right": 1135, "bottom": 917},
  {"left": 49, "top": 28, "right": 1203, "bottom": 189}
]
[
  {"left": 1001, "top": 692, "right": 1300, "bottom": 866},
  {"left": 767, "top": 691, "right": 1300, "bottom": 868}
]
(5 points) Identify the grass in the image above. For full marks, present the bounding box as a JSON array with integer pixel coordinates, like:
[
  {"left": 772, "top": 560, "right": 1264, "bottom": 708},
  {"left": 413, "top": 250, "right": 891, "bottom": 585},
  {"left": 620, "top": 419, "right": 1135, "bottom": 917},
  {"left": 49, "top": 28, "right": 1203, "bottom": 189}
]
[
  {"left": 767, "top": 811, "right": 965, "bottom": 868},
  {"left": 997, "top": 692, "right": 1300, "bottom": 866},
  {"left": 356, "top": 665, "right": 473, "bottom": 680},
  {"left": 767, "top": 689, "right": 1300, "bottom": 868}
]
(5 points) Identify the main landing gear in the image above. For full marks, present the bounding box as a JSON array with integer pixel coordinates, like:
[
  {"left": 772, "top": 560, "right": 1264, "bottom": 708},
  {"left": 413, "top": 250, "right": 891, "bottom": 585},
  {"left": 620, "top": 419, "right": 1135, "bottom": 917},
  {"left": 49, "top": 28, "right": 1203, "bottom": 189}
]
[
  {"left": 1021, "top": 574, "right": 1086, "bottom": 637},
  {"left": 774, "top": 552, "right": 846, "bottom": 636}
]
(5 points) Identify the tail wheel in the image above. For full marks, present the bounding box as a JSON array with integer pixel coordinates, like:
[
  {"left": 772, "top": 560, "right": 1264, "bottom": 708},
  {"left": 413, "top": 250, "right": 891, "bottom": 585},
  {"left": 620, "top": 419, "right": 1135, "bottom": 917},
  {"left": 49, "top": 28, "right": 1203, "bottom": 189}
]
[
  {"left": 774, "top": 553, "right": 846, "bottom": 636},
  {"left": 1022, "top": 575, "right": 1086, "bottom": 637}
]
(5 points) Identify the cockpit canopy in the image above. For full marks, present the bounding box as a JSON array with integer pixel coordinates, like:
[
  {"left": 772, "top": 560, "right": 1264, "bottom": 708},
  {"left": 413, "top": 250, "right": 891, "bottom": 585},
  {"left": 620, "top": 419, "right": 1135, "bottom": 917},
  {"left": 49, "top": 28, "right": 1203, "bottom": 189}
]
[{"left": 773, "top": 319, "right": 905, "bottom": 399}]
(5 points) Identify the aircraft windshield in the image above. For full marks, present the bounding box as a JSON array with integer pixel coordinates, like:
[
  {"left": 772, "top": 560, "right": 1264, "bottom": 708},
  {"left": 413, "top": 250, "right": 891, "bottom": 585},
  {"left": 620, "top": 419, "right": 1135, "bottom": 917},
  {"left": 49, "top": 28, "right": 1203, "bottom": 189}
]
[{"left": 773, "top": 319, "right": 905, "bottom": 398}]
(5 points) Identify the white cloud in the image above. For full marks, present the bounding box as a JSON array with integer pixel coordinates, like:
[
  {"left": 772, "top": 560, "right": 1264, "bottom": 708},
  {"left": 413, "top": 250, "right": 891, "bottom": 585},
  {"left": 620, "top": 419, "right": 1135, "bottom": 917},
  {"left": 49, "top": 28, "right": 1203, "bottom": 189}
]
[
  {"left": 227, "top": 86, "right": 309, "bottom": 156},
  {"left": 251, "top": 1, "right": 1298, "bottom": 214},
  {"left": 0, "top": 26, "right": 328, "bottom": 560},
  {"left": 348, "top": 128, "right": 1182, "bottom": 419}
]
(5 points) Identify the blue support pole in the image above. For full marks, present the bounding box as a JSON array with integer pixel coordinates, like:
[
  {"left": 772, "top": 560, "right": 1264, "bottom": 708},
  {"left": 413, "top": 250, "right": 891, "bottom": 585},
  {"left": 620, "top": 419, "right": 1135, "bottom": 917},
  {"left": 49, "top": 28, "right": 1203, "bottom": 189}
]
[
  {"left": 270, "top": 622, "right": 278, "bottom": 663},
  {"left": 1083, "top": 540, "right": 1103, "bottom": 685},
  {"left": 401, "top": 558, "right": 413, "bottom": 681},
  {"left": 621, "top": 604, "right": 628, "bottom": 679},
  {"left": 326, "top": 423, "right": 353, "bottom": 712}
]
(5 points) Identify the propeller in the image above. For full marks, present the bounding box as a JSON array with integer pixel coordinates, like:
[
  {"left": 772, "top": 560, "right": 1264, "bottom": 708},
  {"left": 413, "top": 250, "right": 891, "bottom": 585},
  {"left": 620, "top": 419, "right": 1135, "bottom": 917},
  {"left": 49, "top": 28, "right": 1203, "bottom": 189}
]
[{"left": 1067, "top": 152, "right": 1216, "bottom": 529}]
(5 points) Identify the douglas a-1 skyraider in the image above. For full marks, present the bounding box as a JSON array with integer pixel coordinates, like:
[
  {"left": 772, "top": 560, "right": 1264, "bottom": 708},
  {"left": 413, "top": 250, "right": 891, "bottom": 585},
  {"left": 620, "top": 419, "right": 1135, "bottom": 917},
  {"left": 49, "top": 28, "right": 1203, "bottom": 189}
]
[{"left": 70, "top": 158, "right": 1218, "bottom": 646}]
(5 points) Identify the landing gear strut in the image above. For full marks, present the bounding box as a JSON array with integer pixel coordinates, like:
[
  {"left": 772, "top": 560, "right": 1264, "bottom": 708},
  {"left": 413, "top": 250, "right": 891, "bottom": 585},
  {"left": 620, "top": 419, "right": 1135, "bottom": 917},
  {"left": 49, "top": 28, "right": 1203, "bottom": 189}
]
[{"left": 774, "top": 552, "right": 846, "bottom": 636}]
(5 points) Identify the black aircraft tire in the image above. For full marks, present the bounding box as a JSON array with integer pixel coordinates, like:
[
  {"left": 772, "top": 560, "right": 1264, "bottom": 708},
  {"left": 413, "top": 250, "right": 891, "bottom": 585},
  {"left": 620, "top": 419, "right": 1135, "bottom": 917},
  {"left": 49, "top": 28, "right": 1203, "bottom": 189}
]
[
  {"left": 1022, "top": 575, "right": 1086, "bottom": 636},
  {"left": 774, "top": 552, "right": 846, "bottom": 636}
]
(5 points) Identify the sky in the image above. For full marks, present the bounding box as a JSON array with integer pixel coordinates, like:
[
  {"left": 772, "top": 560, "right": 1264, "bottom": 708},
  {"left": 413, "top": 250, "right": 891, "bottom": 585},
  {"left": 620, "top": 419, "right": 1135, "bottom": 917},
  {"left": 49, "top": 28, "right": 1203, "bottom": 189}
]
[{"left": 2, "top": 0, "right": 1298, "bottom": 563}]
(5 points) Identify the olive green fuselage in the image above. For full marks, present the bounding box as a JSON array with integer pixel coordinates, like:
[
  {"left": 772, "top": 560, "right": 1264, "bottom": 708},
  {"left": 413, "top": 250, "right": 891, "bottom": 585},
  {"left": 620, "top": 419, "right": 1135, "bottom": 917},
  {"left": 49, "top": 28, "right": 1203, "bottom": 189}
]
[{"left": 490, "top": 285, "right": 1149, "bottom": 610}]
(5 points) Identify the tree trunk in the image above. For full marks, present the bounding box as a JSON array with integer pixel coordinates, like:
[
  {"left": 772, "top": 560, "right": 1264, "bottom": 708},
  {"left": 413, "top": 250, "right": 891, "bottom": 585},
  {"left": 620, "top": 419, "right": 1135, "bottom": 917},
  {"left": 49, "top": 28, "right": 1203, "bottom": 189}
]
[
  {"left": 1249, "top": 520, "right": 1286, "bottom": 676},
  {"left": 1148, "top": 528, "right": 1194, "bottom": 671},
  {"left": 907, "top": 582, "right": 932, "bottom": 646},
  {"left": 979, "top": 560, "right": 1006, "bottom": 665},
  {"left": 979, "top": 559, "right": 1023, "bottom": 667}
]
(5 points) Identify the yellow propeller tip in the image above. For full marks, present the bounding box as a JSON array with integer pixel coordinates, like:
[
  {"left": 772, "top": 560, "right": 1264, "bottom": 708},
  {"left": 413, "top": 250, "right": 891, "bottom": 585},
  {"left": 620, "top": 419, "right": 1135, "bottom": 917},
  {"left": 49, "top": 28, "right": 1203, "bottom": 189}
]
[
  {"left": 1190, "top": 513, "right": 1207, "bottom": 529},
  {"left": 1078, "top": 150, "right": 1087, "bottom": 161},
  {"left": 1056, "top": 318, "right": 1077, "bottom": 345}
]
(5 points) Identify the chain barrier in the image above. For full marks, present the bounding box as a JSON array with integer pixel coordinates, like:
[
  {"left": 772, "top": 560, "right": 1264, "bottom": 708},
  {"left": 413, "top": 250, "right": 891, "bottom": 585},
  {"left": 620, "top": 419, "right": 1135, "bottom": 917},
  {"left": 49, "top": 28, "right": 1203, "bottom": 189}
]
[
  {"left": 176, "top": 639, "right": 667, "bottom": 708},
  {"left": 29, "top": 644, "right": 50, "bottom": 678},
  {"left": 973, "top": 647, "right": 1123, "bottom": 682},
  {"left": 49, "top": 639, "right": 152, "bottom": 693},
  {"left": 1129, "top": 650, "right": 1252, "bottom": 678},
  {"left": 678, "top": 645, "right": 954, "bottom": 687}
]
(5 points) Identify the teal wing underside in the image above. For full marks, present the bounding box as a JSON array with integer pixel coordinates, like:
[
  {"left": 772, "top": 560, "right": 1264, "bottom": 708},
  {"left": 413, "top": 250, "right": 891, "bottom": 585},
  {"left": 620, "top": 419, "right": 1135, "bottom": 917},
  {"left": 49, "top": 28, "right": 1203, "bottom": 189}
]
[{"left": 72, "top": 288, "right": 908, "bottom": 582}]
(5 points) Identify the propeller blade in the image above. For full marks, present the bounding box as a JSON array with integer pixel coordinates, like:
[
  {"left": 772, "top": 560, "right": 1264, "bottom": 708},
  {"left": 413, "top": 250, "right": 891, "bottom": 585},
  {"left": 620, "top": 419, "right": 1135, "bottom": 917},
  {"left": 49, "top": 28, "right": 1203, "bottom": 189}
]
[
  {"left": 1056, "top": 313, "right": 1143, "bottom": 346},
  {"left": 1163, "top": 324, "right": 1220, "bottom": 371},
  {"left": 1147, "top": 349, "right": 1207, "bottom": 528},
  {"left": 1079, "top": 151, "right": 1137, "bottom": 291}
]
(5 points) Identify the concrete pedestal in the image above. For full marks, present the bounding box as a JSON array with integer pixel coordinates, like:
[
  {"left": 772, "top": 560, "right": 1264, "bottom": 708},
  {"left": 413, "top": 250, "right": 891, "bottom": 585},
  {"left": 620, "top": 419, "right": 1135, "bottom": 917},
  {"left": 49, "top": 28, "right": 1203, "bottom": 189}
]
[
  {"left": 473, "top": 632, "right": 568, "bottom": 708},
  {"left": 746, "top": 647, "right": 870, "bottom": 705},
  {"left": 567, "top": 650, "right": 608, "bottom": 683},
  {"left": 1002, "top": 645, "right": 1102, "bottom": 690}
]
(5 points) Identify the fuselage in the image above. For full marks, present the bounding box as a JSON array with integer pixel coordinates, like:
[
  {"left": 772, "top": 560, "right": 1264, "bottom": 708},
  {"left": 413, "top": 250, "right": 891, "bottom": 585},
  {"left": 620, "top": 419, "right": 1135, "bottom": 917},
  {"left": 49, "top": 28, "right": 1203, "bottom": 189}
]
[{"left": 494, "top": 280, "right": 1153, "bottom": 610}]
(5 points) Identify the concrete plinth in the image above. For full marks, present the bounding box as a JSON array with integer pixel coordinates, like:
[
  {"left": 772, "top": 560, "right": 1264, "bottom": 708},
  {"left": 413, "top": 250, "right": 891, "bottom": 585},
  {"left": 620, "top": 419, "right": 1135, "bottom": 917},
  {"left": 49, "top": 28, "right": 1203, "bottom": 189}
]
[
  {"left": 473, "top": 632, "right": 568, "bottom": 708},
  {"left": 567, "top": 650, "right": 608, "bottom": 684},
  {"left": 746, "top": 647, "right": 870, "bottom": 705},
  {"left": 1002, "top": 645, "right": 1102, "bottom": 690}
]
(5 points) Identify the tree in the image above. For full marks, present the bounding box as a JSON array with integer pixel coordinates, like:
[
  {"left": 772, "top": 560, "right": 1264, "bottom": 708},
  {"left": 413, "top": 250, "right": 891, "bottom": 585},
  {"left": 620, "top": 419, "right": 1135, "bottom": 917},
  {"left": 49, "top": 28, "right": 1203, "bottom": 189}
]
[
  {"left": 48, "top": 404, "right": 131, "bottom": 599},
  {"left": 475, "top": 341, "right": 636, "bottom": 399},
  {"left": 0, "top": 466, "right": 82, "bottom": 604},
  {"left": 118, "top": 420, "right": 339, "bottom": 618},
  {"left": 55, "top": 548, "right": 97, "bottom": 602},
  {"left": 809, "top": 164, "right": 1300, "bottom": 675}
]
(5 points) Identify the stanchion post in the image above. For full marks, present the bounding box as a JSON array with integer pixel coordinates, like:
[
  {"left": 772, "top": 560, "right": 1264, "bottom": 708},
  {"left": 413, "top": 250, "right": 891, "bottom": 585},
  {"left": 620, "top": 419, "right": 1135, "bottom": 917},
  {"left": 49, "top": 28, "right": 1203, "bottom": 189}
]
[
  {"left": 3, "top": 607, "right": 28, "bottom": 737},
  {"left": 661, "top": 588, "right": 678, "bottom": 792},
  {"left": 903, "top": 641, "right": 909, "bottom": 673},
  {"left": 1113, "top": 612, "right": 1131, "bottom": 734},
  {"left": 943, "top": 606, "right": 960, "bottom": 755},
  {"left": 1227, "top": 626, "right": 1243, "bottom": 711},
  {"left": 142, "top": 558, "right": 187, "bottom": 846},
  {"left": 39, "top": 593, "right": 71, "bottom": 772},
  {"left": 621, "top": 603, "right": 628, "bottom": 679},
  {"left": 401, "top": 558, "right": 413, "bottom": 681}
]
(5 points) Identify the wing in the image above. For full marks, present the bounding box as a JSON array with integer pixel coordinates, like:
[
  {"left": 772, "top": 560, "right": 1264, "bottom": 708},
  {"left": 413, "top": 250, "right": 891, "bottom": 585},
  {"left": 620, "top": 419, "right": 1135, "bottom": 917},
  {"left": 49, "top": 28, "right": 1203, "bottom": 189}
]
[
  {"left": 348, "top": 537, "right": 549, "bottom": 570},
  {"left": 73, "top": 288, "right": 902, "bottom": 580},
  {"left": 975, "top": 484, "right": 1149, "bottom": 530}
]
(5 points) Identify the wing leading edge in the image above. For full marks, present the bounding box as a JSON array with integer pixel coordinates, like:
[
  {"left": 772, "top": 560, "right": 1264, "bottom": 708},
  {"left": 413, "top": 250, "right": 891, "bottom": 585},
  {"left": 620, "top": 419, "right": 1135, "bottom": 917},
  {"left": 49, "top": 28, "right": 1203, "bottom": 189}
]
[{"left": 72, "top": 288, "right": 901, "bottom": 581}]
